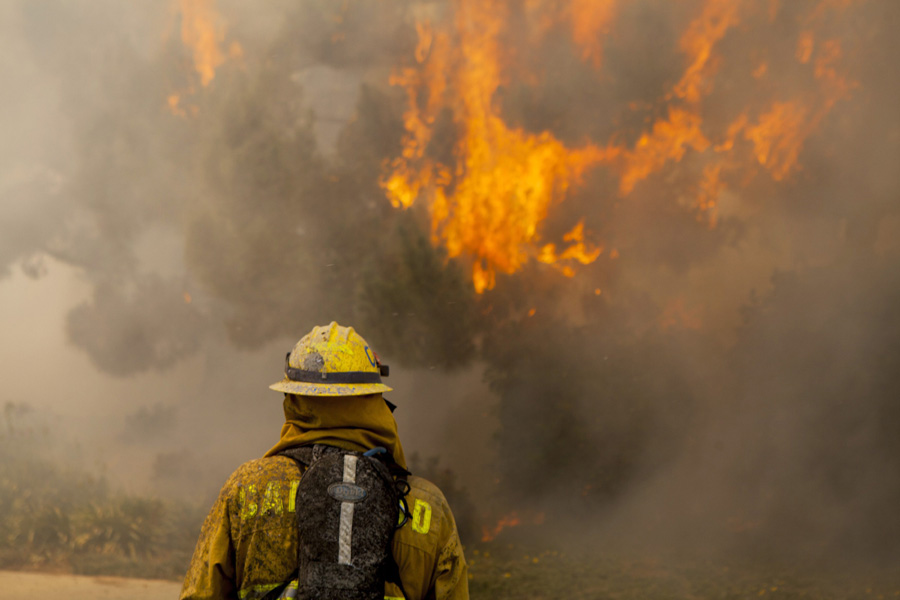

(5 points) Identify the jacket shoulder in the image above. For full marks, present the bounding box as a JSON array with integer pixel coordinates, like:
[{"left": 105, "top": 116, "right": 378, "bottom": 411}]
[
  {"left": 226, "top": 455, "right": 301, "bottom": 483},
  {"left": 395, "top": 475, "right": 457, "bottom": 553},
  {"left": 215, "top": 456, "right": 303, "bottom": 508},
  {"left": 392, "top": 474, "right": 467, "bottom": 599},
  {"left": 406, "top": 475, "right": 449, "bottom": 507}
]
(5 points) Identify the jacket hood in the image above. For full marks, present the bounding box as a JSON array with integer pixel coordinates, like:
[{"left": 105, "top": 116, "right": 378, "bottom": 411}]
[{"left": 263, "top": 393, "right": 407, "bottom": 470}]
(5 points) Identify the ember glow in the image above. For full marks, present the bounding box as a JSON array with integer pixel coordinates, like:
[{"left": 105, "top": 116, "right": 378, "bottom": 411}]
[
  {"left": 481, "top": 512, "right": 522, "bottom": 542},
  {"left": 382, "top": 0, "right": 861, "bottom": 291},
  {"left": 177, "top": 0, "right": 227, "bottom": 87},
  {"left": 481, "top": 510, "right": 547, "bottom": 542},
  {"left": 166, "top": 0, "right": 242, "bottom": 116}
]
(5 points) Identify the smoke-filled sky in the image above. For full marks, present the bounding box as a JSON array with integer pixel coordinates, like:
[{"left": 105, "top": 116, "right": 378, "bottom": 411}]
[
  {"left": 1, "top": 0, "right": 899, "bottom": 560},
  {"left": 0, "top": 0, "right": 493, "bottom": 503}
]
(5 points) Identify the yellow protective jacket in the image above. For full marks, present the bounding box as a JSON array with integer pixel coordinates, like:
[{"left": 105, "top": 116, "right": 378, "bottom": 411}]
[{"left": 180, "top": 394, "right": 468, "bottom": 600}]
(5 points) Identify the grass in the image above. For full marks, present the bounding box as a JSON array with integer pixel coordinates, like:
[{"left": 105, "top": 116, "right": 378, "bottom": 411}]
[
  {"left": 467, "top": 543, "right": 900, "bottom": 600},
  {"left": 5, "top": 416, "right": 899, "bottom": 596}
]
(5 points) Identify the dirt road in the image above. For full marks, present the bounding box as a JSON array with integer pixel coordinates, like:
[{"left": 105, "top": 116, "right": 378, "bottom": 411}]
[{"left": 0, "top": 570, "right": 181, "bottom": 599}]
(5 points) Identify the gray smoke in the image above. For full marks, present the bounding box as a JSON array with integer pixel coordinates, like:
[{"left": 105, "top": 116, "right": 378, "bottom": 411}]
[{"left": 1, "top": 0, "right": 899, "bottom": 562}]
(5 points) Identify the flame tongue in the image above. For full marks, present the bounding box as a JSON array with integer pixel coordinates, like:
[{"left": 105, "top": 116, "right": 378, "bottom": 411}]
[
  {"left": 177, "top": 0, "right": 230, "bottom": 87},
  {"left": 482, "top": 512, "right": 522, "bottom": 542},
  {"left": 481, "top": 510, "right": 546, "bottom": 542},
  {"left": 382, "top": 0, "right": 860, "bottom": 292},
  {"left": 384, "top": 0, "right": 616, "bottom": 293},
  {"left": 166, "top": 0, "right": 243, "bottom": 116}
]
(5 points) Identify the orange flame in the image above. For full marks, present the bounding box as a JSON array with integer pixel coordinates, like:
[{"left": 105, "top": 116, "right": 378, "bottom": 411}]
[
  {"left": 178, "top": 0, "right": 228, "bottom": 87},
  {"left": 383, "top": 0, "right": 618, "bottom": 293},
  {"left": 481, "top": 510, "right": 546, "bottom": 542},
  {"left": 382, "top": 0, "right": 861, "bottom": 292},
  {"left": 166, "top": 0, "right": 243, "bottom": 117},
  {"left": 481, "top": 512, "right": 522, "bottom": 542},
  {"left": 744, "top": 101, "right": 809, "bottom": 180},
  {"left": 167, "top": 94, "right": 187, "bottom": 118},
  {"left": 619, "top": 108, "right": 710, "bottom": 195},
  {"left": 570, "top": 0, "right": 618, "bottom": 68},
  {"left": 525, "top": 0, "right": 618, "bottom": 68},
  {"left": 607, "top": 0, "right": 856, "bottom": 214},
  {"left": 538, "top": 220, "right": 603, "bottom": 278},
  {"left": 671, "top": 0, "right": 742, "bottom": 104}
]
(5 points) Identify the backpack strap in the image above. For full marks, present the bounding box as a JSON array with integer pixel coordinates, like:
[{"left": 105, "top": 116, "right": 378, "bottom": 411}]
[
  {"left": 256, "top": 448, "right": 312, "bottom": 600},
  {"left": 278, "top": 445, "right": 314, "bottom": 469},
  {"left": 384, "top": 552, "right": 409, "bottom": 600},
  {"left": 363, "top": 449, "right": 412, "bottom": 600}
]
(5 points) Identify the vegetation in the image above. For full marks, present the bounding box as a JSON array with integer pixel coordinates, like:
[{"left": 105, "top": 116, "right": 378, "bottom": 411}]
[
  {"left": 4, "top": 410, "right": 900, "bottom": 599},
  {"left": 467, "top": 539, "right": 900, "bottom": 600},
  {"left": 0, "top": 403, "right": 201, "bottom": 579},
  {"left": 12, "top": 0, "right": 900, "bottom": 563},
  {"left": 468, "top": 543, "right": 900, "bottom": 600}
]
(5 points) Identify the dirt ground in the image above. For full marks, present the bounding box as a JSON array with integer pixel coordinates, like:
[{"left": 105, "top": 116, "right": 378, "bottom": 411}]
[{"left": 0, "top": 570, "right": 182, "bottom": 600}]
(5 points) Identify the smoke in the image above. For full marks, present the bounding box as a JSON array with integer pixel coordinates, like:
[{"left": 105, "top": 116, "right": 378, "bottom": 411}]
[
  {"left": 483, "top": 0, "right": 900, "bottom": 563},
  {"left": 1, "top": 0, "right": 899, "bottom": 564}
]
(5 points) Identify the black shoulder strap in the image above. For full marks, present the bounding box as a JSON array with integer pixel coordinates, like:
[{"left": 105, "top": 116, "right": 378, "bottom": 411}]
[
  {"left": 368, "top": 453, "right": 412, "bottom": 600},
  {"left": 278, "top": 444, "right": 328, "bottom": 468},
  {"left": 384, "top": 553, "right": 408, "bottom": 600}
]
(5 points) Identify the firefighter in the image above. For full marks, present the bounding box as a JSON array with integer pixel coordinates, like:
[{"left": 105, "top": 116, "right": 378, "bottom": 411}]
[{"left": 180, "top": 322, "right": 469, "bottom": 600}]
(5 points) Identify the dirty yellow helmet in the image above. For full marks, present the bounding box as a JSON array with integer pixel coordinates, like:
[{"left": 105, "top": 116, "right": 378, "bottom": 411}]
[{"left": 269, "top": 322, "right": 392, "bottom": 397}]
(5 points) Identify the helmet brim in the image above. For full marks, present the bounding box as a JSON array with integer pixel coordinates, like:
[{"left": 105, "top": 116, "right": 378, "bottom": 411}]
[{"left": 269, "top": 379, "right": 393, "bottom": 396}]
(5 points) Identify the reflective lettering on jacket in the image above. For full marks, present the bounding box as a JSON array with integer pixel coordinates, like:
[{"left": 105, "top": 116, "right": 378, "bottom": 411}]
[
  {"left": 411, "top": 499, "right": 432, "bottom": 534},
  {"left": 180, "top": 455, "right": 468, "bottom": 600}
]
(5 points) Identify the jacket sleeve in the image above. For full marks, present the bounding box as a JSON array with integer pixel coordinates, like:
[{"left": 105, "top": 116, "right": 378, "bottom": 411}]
[
  {"left": 431, "top": 525, "right": 468, "bottom": 600},
  {"left": 180, "top": 479, "right": 238, "bottom": 600},
  {"left": 396, "top": 477, "right": 469, "bottom": 600}
]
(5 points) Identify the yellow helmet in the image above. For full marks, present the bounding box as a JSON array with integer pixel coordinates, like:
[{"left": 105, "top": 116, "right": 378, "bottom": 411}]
[{"left": 269, "top": 322, "right": 393, "bottom": 397}]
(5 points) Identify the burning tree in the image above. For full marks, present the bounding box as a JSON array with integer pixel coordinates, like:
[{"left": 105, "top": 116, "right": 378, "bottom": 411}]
[{"left": 4, "top": 0, "right": 900, "bottom": 561}]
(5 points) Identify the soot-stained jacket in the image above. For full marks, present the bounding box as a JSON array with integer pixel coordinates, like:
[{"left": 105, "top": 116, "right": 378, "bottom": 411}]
[{"left": 180, "top": 394, "right": 468, "bottom": 600}]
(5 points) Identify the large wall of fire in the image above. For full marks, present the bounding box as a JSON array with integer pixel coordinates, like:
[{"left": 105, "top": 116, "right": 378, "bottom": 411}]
[{"left": 171, "top": 0, "right": 864, "bottom": 295}]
